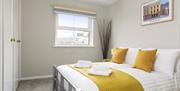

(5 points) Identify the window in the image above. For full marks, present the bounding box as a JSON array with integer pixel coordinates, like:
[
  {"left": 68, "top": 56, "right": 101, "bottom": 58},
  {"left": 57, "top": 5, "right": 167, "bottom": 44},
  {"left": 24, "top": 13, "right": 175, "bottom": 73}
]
[{"left": 55, "top": 12, "right": 94, "bottom": 47}]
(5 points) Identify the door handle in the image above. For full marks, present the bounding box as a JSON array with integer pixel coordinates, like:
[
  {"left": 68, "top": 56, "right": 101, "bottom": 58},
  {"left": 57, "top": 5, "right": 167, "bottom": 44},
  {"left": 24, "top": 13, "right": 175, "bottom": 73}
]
[
  {"left": 16, "top": 40, "right": 21, "bottom": 43},
  {"left": 10, "top": 38, "right": 16, "bottom": 42}
]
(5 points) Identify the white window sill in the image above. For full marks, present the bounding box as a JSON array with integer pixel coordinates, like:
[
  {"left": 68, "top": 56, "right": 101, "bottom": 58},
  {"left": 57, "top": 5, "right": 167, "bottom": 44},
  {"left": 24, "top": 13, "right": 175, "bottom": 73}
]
[{"left": 53, "top": 45, "right": 95, "bottom": 48}]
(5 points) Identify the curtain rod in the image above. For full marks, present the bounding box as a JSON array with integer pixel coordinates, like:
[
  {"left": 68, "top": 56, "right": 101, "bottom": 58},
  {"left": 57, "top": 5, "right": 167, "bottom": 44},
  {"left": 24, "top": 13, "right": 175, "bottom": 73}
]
[{"left": 53, "top": 6, "right": 96, "bottom": 16}]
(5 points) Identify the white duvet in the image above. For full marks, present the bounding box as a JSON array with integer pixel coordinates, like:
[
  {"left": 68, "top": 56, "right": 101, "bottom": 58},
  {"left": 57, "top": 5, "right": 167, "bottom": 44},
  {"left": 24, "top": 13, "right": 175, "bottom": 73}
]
[{"left": 57, "top": 62, "right": 179, "bottom": 91}]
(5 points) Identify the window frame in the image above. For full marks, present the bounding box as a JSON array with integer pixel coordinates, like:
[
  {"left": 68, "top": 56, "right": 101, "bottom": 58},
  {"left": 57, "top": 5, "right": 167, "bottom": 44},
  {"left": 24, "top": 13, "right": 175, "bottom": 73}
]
[{"left": 54, "top": 12, "right": 94, "bottom": 48}]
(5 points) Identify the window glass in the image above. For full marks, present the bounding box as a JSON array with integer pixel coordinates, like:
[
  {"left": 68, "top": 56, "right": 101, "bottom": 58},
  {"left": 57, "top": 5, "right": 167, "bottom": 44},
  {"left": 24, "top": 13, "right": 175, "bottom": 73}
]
[
  {"left": 56, "top": 30, "right": 89, "bottom": 45},
  {"left": 75, "top": 15, "right": 88, "bottom": 28},
  {"left": 55, "top": 12, "right": 94, "bottom": 47},
  {"left": 58, "top": 13, "right": 74, "bottom": 27},
  {"left": 58, "top": 13, "right": 89, "bottom": 28}
]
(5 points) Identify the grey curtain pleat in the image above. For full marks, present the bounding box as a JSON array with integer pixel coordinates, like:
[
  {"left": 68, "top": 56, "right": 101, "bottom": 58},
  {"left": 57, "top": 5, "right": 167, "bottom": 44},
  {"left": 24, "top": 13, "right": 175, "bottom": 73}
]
[{"left": 97, "top": 19, "right": 112, "bottom": 59}]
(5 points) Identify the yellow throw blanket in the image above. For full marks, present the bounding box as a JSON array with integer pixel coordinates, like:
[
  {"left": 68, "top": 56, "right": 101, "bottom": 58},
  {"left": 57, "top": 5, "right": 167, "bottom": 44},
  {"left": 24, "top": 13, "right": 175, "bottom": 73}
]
[{"left": 69, "top": 65, "right": 144, "bottom": 91}]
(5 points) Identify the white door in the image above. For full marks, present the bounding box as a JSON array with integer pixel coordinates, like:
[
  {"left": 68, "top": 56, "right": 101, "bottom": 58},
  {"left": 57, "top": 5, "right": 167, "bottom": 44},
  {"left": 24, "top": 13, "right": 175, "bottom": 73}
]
[
  {"left": 18, "top": 0, "right": 21, "bottom": 82},
  {"left": 0, "top": 0, "right": 20, "bottom": 90},
  {"left": 3, "top": 0, "right": 14, "bottom": 91},
  {"left": 13, "top": 0, "right": 20, "bottom": 89},
  {"left": 0, "top": 0, "right": 3, "bottom": 90}
]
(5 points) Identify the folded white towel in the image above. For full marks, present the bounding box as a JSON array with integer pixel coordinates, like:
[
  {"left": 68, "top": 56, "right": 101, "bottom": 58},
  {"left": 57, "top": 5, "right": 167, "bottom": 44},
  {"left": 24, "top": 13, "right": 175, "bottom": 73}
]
[
  {"left": 88, "top": 65, "right": 112, "bottom": 76},
  {"left": 74, "top": 60, "right": 92, "bottom": 68},
  {"left": 88, "top": 69, "right": 112, "bottom": 76},
  {"left": 91, "top": 65, "right": 110, "bottom": 72}
]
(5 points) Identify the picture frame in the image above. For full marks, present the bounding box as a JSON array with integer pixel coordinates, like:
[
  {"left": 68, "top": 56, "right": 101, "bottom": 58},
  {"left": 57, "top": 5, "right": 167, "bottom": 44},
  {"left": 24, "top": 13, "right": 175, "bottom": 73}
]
[{"left": 141, "top": 0, "right": 173, "bottom": 25}]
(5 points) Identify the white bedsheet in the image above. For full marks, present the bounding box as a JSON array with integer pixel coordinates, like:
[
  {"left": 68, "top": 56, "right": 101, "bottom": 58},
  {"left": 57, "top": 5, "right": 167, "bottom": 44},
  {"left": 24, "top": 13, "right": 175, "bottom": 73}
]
[{"left": 57, "top": 62, "right": 178, "bottom": 91}]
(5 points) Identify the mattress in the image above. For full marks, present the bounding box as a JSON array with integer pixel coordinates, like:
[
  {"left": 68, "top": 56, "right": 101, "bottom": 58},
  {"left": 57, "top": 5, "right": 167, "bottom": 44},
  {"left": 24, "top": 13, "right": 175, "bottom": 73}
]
[{"left": 57, "top": 62, "right": 179, "bottom": 91}]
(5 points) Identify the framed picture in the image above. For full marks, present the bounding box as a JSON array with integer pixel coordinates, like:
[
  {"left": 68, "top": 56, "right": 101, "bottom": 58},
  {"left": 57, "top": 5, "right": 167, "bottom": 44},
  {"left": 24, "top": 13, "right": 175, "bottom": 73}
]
[{"left": 141, "top": 0, "right": 173, "bottom": 25}]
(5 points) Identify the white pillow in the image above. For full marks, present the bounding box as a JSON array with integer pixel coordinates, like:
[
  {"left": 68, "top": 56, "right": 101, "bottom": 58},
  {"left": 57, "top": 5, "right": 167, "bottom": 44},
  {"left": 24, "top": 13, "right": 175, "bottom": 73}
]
[
  {"left": 125, "top": 48, "right": 139, "bottom": 66},
  {"left": 154, "top": 49, "right": 180, "bottom": 77}
]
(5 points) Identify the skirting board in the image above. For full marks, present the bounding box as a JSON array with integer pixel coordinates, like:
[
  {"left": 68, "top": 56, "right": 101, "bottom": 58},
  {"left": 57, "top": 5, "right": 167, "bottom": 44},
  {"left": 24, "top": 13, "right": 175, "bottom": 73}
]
[{"left": 20, "top": 75, "right": 52, "bottom": 81}]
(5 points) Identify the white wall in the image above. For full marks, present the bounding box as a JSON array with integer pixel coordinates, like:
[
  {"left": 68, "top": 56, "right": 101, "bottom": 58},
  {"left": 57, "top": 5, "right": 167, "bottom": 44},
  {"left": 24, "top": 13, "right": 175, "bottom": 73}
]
[
  {"left": 21, "top": 0, "right": 104, "bottom": 78},
  {"left": 22, "top": 0, "right": 180, "bottom": 78},
  {"left": 108, "top": 0, "right": 180, "bottom": 55}
]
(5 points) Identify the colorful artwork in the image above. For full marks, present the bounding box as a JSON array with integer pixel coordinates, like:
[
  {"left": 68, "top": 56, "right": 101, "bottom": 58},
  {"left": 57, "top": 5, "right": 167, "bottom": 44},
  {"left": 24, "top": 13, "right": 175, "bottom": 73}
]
[{"left": 142, "top": 0, "right": 173, "bottom": 25}]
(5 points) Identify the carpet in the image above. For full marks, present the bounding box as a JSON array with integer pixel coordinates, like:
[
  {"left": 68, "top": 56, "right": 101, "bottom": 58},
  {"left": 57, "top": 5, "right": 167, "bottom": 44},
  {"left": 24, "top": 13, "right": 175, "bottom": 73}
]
[{"left": 17, "top": 78, "right": 52, "bottom": 91}]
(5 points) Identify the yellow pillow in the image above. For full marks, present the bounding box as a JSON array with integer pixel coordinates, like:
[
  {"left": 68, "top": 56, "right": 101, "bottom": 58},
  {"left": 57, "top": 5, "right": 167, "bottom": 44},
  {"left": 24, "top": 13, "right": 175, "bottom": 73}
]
[
  {"left": 134, "top": 49, "right": 157, "bottom": 72},
  {"left": 111, "top": 48, "right": 128, "bottom": 64}
]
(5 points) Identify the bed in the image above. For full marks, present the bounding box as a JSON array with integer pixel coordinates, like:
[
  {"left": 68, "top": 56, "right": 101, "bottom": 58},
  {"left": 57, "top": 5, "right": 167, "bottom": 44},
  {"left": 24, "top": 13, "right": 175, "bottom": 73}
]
[
  {"left": 53, "top": 62, "right": 180, "bottom": 91},
  {"left": 53, "top": 48, "right": 180, "bottom": 91}
]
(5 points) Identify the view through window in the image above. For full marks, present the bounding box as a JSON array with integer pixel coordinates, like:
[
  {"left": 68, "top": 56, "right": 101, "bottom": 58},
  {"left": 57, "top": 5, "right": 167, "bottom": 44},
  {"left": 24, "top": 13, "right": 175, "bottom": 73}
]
[{"left": 55, "top": 12, "right": 94, "bottom": 47}]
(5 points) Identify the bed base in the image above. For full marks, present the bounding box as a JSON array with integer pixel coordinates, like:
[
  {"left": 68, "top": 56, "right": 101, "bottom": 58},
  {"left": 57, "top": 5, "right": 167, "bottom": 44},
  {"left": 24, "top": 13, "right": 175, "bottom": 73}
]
[
  {"left": 53, "top": 65, "right": 81, "bottom": 91},
  {"left": 53, "top": 65, "right": 180, "bottom": 91}
]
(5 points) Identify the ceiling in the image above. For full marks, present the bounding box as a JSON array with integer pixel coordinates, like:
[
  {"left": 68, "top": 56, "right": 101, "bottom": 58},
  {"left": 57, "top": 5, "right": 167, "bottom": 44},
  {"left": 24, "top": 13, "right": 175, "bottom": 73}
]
[{"left": 79, "top": 0, "right": 119, "bottom": 6}]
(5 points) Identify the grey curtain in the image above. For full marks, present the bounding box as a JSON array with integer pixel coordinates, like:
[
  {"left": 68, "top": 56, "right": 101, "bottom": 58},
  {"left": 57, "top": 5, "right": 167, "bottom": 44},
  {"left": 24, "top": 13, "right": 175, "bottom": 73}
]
[{"left": 97, "top": 19, "right": 112, "bottom": 59}]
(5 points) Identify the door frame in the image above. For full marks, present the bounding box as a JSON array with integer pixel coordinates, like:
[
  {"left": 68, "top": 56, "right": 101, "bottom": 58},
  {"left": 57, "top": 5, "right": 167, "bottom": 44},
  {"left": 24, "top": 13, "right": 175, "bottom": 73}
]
[{"left": 0, "top": 0, "right": 3, "bottom": 90}]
